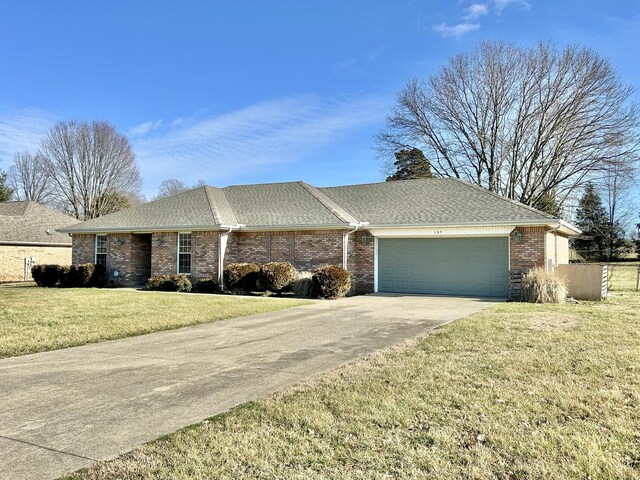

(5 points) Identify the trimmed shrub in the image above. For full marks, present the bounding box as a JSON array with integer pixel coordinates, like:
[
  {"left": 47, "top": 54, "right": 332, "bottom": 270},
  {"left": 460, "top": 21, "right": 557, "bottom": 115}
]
[
  {"left": 522, "top": 267, "right": 567, "bottom": 303},
  {"left": 31, "top": 264, "right": 62, "bottom": 287},
  {"left": 59, "top": 264, "right": 108, "bottom": 288},
  {"left": 224, "top": 263, "right": 260, "bottom": 291},
  {"left": 193, "top": 278, "right": 219, "bottom": 294},
  {"left": 313, "top": 265, "right": 351, "bottom": 299},
  {"left": 259, "top": 262, "right": 296, "bottom": 292},
  {"left": 57, "top": 266, "right": 73, "bottom": 287},
  {"left": 290, "top": 271, "right": 317, "bottom": 298},
  {"left": 87, "top": 264, "right": 108, "bottom": 288},
  {"left": 146, "top": 274, "right": 192, "bottom": 292}
]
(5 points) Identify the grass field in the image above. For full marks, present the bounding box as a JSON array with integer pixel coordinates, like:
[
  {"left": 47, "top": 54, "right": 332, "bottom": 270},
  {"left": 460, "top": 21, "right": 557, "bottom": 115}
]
[
  {"left": 0, "top": 285, "right": 308, "bottom": 358},
  {"left": 607, "top": 264, "right": 639, "bottom": 292},
  {"left": 66, "top": 292, "right": 640, "bottom": 480}
]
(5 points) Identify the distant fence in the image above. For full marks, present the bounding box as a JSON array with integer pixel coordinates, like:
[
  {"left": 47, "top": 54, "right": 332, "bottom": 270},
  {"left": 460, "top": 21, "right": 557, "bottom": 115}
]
[{"left": 605, "top": 264, "right": 640, "bottom": 292}]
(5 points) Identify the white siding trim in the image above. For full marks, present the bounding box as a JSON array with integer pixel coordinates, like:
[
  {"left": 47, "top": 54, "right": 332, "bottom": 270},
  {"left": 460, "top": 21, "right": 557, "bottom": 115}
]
[
  {"left": 373, "top": 236, "right": 379, "bottom": 293},
  {"left": 368, "top": 225, "right": 515, "bottom": 238}
]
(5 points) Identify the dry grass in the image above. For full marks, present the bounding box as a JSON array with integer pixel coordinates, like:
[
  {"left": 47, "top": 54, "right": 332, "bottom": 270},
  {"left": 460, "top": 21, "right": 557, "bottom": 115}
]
[
  {"left": 0, "top": 285, "right": 309, "bottom": 358},
  {"left": 522, "top": 267, "right": 568, "bottom": 303},
  {"left": 608, "top": 264, "right": 640, "bottom": 292},
  {"left": 66, "top": 292, "right": 640, "bottom": 480}
]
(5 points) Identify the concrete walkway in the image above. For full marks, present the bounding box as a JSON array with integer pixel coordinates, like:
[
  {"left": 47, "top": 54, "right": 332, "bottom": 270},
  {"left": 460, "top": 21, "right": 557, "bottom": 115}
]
[{"left": 0, "top": 294, "right": 498, "bottom": 480}]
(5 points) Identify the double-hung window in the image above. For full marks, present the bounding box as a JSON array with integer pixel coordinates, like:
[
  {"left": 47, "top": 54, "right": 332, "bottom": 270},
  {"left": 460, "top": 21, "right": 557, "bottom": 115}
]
[
  {"left": 95, "top": 234, "right": 107, "bottom": 267},
  {"left": 177, "top": 233, "right": 192, "bottom": 274}
]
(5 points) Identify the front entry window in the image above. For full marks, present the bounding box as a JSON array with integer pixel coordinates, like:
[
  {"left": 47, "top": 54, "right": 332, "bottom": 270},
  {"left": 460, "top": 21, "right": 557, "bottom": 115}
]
[{"left": 178, "top": 233, "right": 192, "bottom": 274}]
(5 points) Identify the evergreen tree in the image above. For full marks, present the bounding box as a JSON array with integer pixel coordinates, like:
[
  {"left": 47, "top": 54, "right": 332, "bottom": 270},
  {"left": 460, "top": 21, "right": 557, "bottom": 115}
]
[
  {"left": 533, "top": 191, "right": 562, "bottom": 217},
  {"left": 386, "top": 148, "right": 433, "bottom": 181},
  {"left": 0, "top": 171, "right": 13, "bottom": 202},
  {"left": 573, "top": 182, "right": 625, "bottom": 261}
]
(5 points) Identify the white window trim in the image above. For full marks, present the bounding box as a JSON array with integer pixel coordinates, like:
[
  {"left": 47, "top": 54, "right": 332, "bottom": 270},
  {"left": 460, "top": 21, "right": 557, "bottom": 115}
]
[
  {"left": 177, "top": 232, "right": 192, "bottom": 275},
  {"left": 95, "top": 234, "right": 107, "bottom": 266}
]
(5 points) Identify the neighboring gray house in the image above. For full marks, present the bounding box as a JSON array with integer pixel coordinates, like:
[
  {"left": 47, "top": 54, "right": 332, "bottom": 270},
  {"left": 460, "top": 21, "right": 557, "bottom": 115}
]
[
  {"left": 60, "top": 178, "right": 579, "bottom": 297},
  {"left": 0, "top": 201, "right": 77, "bottom": 281}
]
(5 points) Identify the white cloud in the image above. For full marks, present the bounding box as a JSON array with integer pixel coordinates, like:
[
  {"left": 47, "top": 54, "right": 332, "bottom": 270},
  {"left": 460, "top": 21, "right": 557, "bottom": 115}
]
[
  {"left": 433, "top": 22, "right": 480, "bottom": 38},
  {"left": 128, "top": 119, "right": 163, "bottom": 137},
  {"left": 130, "top": 95, "right": 387, "bottom": 194},
  {"left": 0, "top": 108, "right": 56, "bottom": 167},
  {"left": 494, "top": 0, "right": 531, "bottom": 13},
  {"left": 463, "top": 3, "right": 489, "bottom": 20}
]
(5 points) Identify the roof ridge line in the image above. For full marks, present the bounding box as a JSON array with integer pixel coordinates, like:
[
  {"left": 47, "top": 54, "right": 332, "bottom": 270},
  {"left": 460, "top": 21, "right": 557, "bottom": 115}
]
[
  {"left": 298, "top": 181, "right": 360, "bottom": 225},
  {"left": 203, "top": 186, "right": 224, "bottom": 225},
  {"left": 447, "top": 178, "right": 557, "bottom": 221}
]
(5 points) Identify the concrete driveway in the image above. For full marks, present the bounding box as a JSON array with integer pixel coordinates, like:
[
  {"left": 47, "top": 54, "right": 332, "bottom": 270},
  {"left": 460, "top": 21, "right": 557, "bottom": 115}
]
[{"left": 0, "top": 293, "right": 498, "bottom": 480}]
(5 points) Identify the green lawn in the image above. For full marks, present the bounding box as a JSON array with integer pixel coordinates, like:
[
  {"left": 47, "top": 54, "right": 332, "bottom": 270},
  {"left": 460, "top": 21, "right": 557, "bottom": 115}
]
[
  {"left": 0, "top": 285, "right": 309, "bottom": 358},
  {"left": 66, "top": 292, "right": 640, "bottom": 480}
]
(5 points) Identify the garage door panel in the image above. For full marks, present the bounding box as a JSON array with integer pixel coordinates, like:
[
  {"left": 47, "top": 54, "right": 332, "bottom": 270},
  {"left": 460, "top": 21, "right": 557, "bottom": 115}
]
[{"left": 378, "top": 237, "right": 508, "bottom": 297}]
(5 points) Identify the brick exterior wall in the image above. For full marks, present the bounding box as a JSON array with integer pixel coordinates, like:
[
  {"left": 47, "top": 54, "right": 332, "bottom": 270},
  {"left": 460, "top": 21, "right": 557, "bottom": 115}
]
[
  {"left": 72, "top": 234, "right": 94, "bottom": 265},
  {"left": 509, "top": 226, "right": 548, "bottom": 299},
  {"left": 107, "top": 233, "right": 152, "bottom": 286},
  {"left": 349, "top": 230, "right": 374, "bottom": 294},
  {"left": 68, "top": 226, "right": 552, "bottom": 296},
  {"left": 151, "top": 232, "right": 178, "bottom": 277},
  {"left": 0, "top": 244, "right": 72, "bottom": 282},
  {"left": 192, "top": 231, "right": 219, "bottom": 280},
  {"left": 227, "top": 230, "right": 342, "bottom": 271},
  {"left": 225, "top": 229, "right": 375, "bottom": 294},
  {"left": 130, "top": 234, "right": 152, "bottom": 284}
]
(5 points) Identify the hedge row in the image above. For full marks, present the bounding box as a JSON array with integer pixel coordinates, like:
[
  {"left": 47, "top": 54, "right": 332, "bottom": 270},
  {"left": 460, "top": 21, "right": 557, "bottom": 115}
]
[
  {"left": 31, "top": 264, "right": 108, "bottom": 288},
  {"left": 146, "top": 262, "right": 352, "bottom": 299}
]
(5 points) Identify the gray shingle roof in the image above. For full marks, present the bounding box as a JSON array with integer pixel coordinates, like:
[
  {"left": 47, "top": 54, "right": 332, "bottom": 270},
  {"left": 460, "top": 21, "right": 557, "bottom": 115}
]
[
  {"left": 62, "top": 187, "right": 219, "bottom": 232},
  {"left": 320, "top": 178, "right": 555, "bottom": 225},
  {"left": 60, "top": 178, "right": 559, "bottom": 234},
  {"left": 0, "top": 201, "right": 77, "bottom": 245},
  {"left": 223, "top": 182, "right": 352, "bottom": 227}
]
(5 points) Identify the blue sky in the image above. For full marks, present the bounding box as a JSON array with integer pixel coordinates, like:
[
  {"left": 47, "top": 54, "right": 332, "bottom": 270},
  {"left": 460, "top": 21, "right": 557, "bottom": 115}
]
[{"left": 0, "top": 0, "right": 638, "bottom": 198}]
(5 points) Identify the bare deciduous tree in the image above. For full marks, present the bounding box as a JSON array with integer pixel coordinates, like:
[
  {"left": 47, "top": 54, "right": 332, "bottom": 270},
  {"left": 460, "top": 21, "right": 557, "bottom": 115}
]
[
  {"left": 41, "top": 120, "right": 142, "bottom": 220},
  {"left": 155, "top": 178, "right": 190, "bottom": 199},
  {"left": 7, "top": 151, "right": 51, "bottom": 203},
  {"left": 377, "top": 41, "right": 640, "bottom": 210}
]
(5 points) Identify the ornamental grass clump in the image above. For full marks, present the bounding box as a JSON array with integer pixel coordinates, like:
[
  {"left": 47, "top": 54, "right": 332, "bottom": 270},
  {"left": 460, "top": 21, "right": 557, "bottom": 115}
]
[
  {"left": 313, "top": 265, "right": 351, "bottom": 299},
  {"left": 224, "top": 263, "right": 260, "bottom": 291},
  {"left": 259, "top": 262, "right": 296, "bottom": 293},
  {"left": 521, "top": 267, "right": 567, "bottom": 304}
]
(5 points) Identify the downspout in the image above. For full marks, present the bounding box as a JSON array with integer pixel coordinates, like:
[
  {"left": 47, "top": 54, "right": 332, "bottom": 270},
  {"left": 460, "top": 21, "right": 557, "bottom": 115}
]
[
  {"left": 342, "top": 222, "right": 369, "bottom": 270},
  {"left": 218, "top": 224, "right": 243, "bottom": 290}
]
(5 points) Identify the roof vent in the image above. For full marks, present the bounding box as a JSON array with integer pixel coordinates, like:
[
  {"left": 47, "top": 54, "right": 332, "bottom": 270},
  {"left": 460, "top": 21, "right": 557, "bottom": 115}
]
[{"left": 46, "top": 228, "right": 52, "bottom": 235}]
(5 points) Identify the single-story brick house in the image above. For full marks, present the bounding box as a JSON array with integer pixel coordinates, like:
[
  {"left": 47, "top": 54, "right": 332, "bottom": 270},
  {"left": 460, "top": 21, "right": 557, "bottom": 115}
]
[
  {"left": 0, "top": 201, "right": 77, "bottom": 281},
  {"left": 60, "top": 178, "right": 579, "bottom": 297}
]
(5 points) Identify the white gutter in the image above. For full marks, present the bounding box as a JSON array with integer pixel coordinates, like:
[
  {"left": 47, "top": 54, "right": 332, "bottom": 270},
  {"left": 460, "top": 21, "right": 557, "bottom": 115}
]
[
  {"left": 218, "top": 224, "right": 243, "bottom": 289},
  {"left": 343, "top": 222, "right": 369, "bottom": 269}
]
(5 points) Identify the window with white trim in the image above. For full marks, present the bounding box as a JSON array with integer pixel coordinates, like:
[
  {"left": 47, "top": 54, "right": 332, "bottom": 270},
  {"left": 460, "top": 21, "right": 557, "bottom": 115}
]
[
  {"left": 95, "top": 235, "right": 107, "bottom": 267},
  {"left": 177, "top": 233, "right": 192, "bottom": 274}
]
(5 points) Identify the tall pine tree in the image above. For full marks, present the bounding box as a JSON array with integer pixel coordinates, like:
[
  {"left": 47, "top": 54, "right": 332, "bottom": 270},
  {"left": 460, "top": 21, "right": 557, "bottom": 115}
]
[
  {"left": 386, "top": 148, "right": 433, "bottom": 181},
  {"left": 0, "top": 171, "right": 13, "bottom": 202},
  {"left": 573, "top": 182, "right": 625, "bottom": 261}
]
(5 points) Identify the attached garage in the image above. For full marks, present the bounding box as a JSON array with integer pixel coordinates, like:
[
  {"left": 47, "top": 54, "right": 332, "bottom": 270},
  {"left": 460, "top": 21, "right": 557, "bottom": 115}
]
[{"left": 377, "top": 237, "right": 509, "bottom": 297}]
